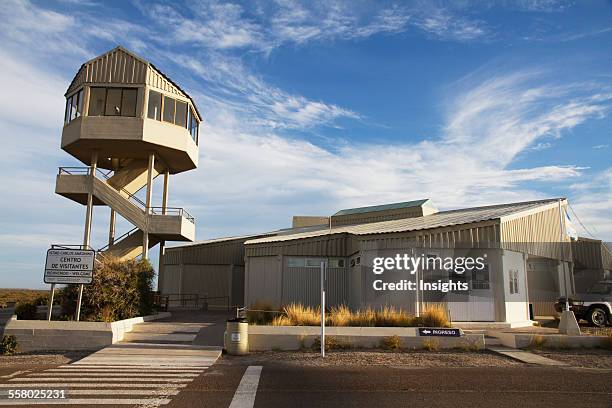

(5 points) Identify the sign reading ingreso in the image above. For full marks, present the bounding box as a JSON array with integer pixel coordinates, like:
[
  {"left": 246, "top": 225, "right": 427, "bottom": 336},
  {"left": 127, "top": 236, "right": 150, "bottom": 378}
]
[
  {"left": 418, "top": 328, "right": 461, "bottom": 337},
  {"left": 44, "top": 249, "right": 95, "bottom": 284}
]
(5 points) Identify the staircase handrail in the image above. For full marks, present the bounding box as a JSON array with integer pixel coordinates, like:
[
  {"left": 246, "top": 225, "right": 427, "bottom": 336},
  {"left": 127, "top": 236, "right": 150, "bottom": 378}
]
[{"left": 98, "top": 226, "right": 140, "bottom": 252}]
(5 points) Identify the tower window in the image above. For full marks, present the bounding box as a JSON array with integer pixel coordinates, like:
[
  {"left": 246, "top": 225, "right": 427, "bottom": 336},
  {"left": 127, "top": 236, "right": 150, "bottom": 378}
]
[
  {"left": 105, "top": 88, "right": 122, "bottom": 116},
  {"left": 88, "top": 87, "right": 106, "bottom": 116},
  {"left": 64, "top": 89, "right": 83, "bottom": 124},
  {"left": 163, "top": 96, "right": 175, "bottom": 123},
  {"left": 175, "top": 101, "right": 187, "bottom": 128},
  {"left": 121, "top": 88, "right": 137, "bottom": 117},
  {"left": 147, "top": 90, "right": 162, "bottom": 120}
]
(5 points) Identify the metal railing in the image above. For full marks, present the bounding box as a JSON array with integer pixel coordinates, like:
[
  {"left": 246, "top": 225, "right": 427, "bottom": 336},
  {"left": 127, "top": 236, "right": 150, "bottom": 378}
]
[
  {"left": 58, "top": 166, "right": 195, "bottom": 224},
  {"left": 160, "top": 294, "right": 231, "bottom": 311},
  {"left": 97, "top": 226, "right": 140, "bottom": 252},
  {"left": 149, "top": 207, "right": 195, "bottom": 223}
]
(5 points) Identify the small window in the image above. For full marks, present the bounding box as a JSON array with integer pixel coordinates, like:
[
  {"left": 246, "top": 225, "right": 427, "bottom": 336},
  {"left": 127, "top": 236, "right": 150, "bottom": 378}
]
[
  {"left": 329, "top": 259, "right": 345, "bottom": 268},
  {"left": 64, "top": 95, "right": 72, "bottom": 123},
  {"left": 163, "top": 96, "right": 175, "bottom": 123},
  {"left": 121, "top": 88, "right": 137, "bottom": 117},
  {"left": 89, "top": 87, "right": 106, "bottom": 116},
  {"left": 189, "top": 107, "right": 199, "bottom": 143},
  {"left": 287, "top": 258, "right": 305, "bottom": 268},
  {"left": 76, "top": 89, "right": 83, "bottom": 118},
  {"left": 472, "top": 264, "right": 490, "bottom": 290},
  {"left": 105, "top": 88, "right": 122, "bottom": 116},
  {"left": 147, "top": 90, "right": 162, "bottom": 120},
  {"left": 70, "top": 93, "right": 79, "bottom": 120},
  {"left": 175, "top": 101, "right": 187, "bottom": 128},
  {"left": 305, "top": 258, "right": 323, "bottom": 268}
]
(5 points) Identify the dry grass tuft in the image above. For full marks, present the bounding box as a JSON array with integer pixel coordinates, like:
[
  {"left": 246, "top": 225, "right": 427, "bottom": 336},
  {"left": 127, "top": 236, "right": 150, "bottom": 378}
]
[
  {"left": 529, "top": 334, "right": 547, "bottom": 349},
  {"left": 417, "top": 304, "right": 451, "bottom": 328},
  {"left": 422, "top": 338, "right": 440, "bottom": 351},
  {"left": 283, "top": 303, "right": 321, "bottom": 326},
  {"left": 246, "top": 301, "right": 277, "bottom": 325},
  {"left": 380, "top": 335, "right": 402, "bottom": 350}
]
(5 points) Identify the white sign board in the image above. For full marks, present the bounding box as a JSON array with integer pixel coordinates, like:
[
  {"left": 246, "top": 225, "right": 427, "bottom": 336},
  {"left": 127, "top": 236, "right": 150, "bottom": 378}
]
[{"left": 44, "top": 249, "right": 95, "bottom": 284}]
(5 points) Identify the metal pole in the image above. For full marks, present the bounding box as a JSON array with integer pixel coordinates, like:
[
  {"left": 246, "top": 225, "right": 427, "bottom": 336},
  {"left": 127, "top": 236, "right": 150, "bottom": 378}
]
[
  {"left": 320, "top": 260, "right": 326, "bottom": 357},
  {"left": 47, "top": 283, "right": 55, "bottom": 321},
  {"left": 558, "top": 199, "right": 570, "bottom": 311},
  {"left": 414, "top": 248, "right": 420, "bottom": 318}
]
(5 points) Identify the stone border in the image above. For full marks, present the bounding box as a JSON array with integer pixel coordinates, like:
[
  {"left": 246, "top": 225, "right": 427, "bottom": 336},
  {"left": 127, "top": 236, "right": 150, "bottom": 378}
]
[
  {"left": 246, "top": 326, "right": 485, "bottom": 351},
  {"left": 3, "top": 312, "right": 171, "bottom": 352},
  {"left": 488, "top": 331, "right": 610, "bottom": 349}
]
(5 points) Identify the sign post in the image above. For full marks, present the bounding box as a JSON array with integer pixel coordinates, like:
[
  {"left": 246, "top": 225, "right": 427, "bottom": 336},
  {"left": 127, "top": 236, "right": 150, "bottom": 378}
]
[
  {"left": 44, "top": 246, "right": 95, "bottom": 321},
  {"left": 320, "top": 260, "right": 326, "bottom": 358}
]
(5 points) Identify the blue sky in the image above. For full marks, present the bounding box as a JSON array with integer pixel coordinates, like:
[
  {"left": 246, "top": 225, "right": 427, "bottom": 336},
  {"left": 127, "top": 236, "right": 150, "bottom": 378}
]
[{"left": 0, "top": 0, "right": 611, "bottom": 289}]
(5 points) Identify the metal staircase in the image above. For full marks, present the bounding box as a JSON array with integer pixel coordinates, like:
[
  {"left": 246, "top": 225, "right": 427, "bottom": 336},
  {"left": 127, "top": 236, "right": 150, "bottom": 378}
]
[{"left": 56, "top": 165, "right": 195, "bottom": 260}]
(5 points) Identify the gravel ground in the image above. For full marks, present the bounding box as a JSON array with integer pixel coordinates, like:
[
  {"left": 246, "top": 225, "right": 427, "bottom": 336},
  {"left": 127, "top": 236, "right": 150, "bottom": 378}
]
[
  {"left": 534, "top": 349, "right": 612, "bottom": 369},
  {"left": 0, "top": 351, "right": 89, "bottom": 369},
  {"left": 220, "top": 349, "right": 523, "bottom": 368},
  {"left": 580, "top": 326, "right": 612, "bottom": 336}
]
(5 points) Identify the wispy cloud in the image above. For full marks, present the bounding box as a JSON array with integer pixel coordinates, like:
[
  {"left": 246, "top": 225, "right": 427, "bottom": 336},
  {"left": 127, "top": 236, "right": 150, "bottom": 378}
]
[{"left": 593, "top": 144, "right": 609, "bottom": 149}]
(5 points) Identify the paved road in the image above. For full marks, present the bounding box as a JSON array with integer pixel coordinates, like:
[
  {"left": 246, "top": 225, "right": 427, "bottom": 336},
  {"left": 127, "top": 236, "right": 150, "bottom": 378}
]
[{"left": 2, "top": 356, "right": 611, "bottom": 407}]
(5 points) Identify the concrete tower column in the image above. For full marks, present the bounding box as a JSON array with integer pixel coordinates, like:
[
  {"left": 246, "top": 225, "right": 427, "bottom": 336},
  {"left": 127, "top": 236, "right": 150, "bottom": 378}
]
[
  {"left": 77, "top": 150, "right": 98, "bottom": 321},
  {"left": 157, "top": 170, "right": 170, "bottom": 291},
  {"left": 142, "top": 153, "right": 155, "bottom": 260}
]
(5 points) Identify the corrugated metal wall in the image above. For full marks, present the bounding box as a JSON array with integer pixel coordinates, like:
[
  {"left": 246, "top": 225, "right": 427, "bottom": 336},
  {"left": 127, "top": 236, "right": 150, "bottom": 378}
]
[
  {"left": 500, "top": 206, "right": 571, "bottom": 261},
  {"left": 180, "top": 265, "right": 232, "bottom": 307},
  {"left": 67, "top": 48, "right": 148, "bottom": 94},
  {"left": 245, "top": 233, "right": 359, "bottom": 257},
  {"left": 331, "top": 207, "right": 425, "bottom": 227},
  {"left": 572, "top": 238, "right": 604, "bottom": 269}
]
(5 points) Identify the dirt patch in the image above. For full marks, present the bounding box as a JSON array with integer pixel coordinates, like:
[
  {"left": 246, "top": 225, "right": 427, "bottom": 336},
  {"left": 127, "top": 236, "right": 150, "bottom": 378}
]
[
  {"left": 580, "top": 326, "right": 612, "bottom": 336},
  {"left": 534, "top": 349, "right": 612, "bottom": 369},
  {"left": 0, "top": 351, "right": 89, "bottom": 369},
  {"left": 220, "top": 349, "right": 523, "bottom": 368}
]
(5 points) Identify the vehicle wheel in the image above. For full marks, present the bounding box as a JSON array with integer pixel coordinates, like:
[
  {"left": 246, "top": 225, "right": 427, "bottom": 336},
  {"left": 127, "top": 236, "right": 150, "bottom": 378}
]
[{"left": 587, "top": 307, "right": 608, "bottom": 327}]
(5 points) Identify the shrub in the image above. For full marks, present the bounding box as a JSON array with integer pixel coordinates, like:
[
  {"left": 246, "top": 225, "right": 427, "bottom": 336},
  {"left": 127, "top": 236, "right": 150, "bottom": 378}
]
[
  {"left": 380, "top": 335, "right": 402, "bottom": 350},
  {"left": 422, "top": 338, "right": 440, "bottom": 351},
  {"left": 0, "top": 335, "right": 18, "bottom": 355},
  {"left": 528, "top": 334, "right": 547, "bottom": 349},
  {"left": 246, "top": 301, "right": 277, "bottom": 325},
  {"left": 312, "top": 335, "right": 352, "bottom": 351},
  {"left": 61, "top": 257, "right": 155, "bottom": 322},
  {"left": 15, "top": 301, "right": 38, "bottom": 320},
  {"left": 416, "top": 304, "right": 451, "bottom": 328}
]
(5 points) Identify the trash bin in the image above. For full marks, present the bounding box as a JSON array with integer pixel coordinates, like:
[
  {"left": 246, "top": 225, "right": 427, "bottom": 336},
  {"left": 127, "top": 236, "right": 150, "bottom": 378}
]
[{"left": 224, "top": 317, "right": 249, "bottom": 355}]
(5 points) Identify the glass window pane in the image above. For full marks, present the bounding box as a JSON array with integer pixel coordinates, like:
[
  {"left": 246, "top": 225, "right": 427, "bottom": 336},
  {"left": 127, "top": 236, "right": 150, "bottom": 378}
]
[
  {"left": 175, "top": 101, "right": 187, "bottom": 127},
  {"left": 65, "top": 97, "right": 72, "bottom": 123},
  {"left": 147, "top": 90, "right": 161, "bottom": 120},
  {"left": 187, "top": 109, "right": 191, "bottom": 131},
  {"left": 76, "top": 90, "right": 83, "bottom": 118},
  {"left": 121, "top": 88, "right": 137, "bottom": 117},
  {"left": 105, "top": 88, "right": 122, "bottom": 116},
  {"left": 70, "top": 94, "right": 78, "bottom": 120},
  {"left": 163, "top": 96, "right": 175, "bottom": 123},
  {"left": 88, "top": 87, "right": 106, "bottom": 116}
]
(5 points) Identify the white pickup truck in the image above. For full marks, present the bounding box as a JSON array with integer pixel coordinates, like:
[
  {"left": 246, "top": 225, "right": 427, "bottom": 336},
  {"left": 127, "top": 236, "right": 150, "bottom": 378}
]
[{"left": 555, "top": 280, "right": 612, "bottom": 327}]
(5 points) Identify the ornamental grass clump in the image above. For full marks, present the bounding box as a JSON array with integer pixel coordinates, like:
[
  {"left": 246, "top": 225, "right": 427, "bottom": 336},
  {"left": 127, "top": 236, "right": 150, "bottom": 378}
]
[
  {"left": 246, "top": 301, "right": 277, "bottom": 325},
  {"left": 417, "top": 304, "right": 451, "bottom": 328}
]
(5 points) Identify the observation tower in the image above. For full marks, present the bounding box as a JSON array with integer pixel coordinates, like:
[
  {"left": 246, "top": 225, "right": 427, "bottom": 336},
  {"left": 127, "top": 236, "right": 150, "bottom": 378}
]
[{"left": 56, "top": 46, "right": 201, "bottom": 274}]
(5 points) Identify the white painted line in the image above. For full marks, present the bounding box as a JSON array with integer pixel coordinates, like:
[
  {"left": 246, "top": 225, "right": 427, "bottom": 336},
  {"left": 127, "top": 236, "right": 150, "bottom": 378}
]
[
  {"left": 0, "top": 370, "right": 30, "bottom": 379},
  {"left": 0, "top": 383, "right": 187, "bottom": 388},
  {"left": 59, "top": 365, "right": 209, "bottom": 369},
  {"left": 228, "top": 366, "right": 263, "bottom": 408},
  {"left": 45, "top": 368, "right": 203, "bottom": 373},
  {"left": 0, "top": 390, "right": 180, "bottom": 396},
  {"left": 29, "top": 373, "right": 199, "bottom": 377},
  {"left": 11, "top": 378, "right": 194, "bottom": 383},
  {"left": 0, "top": 398, "right": 171, "bottom": 405}
]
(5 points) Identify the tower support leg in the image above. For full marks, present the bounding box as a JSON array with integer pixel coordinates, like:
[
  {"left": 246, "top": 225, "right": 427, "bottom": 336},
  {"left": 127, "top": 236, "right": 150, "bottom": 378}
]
[
  {"left": 143, "top": 153, "right": 155, "bottom": 260},
  {"left": 77, "top": 150, "right": 97, "bottom": 321}
]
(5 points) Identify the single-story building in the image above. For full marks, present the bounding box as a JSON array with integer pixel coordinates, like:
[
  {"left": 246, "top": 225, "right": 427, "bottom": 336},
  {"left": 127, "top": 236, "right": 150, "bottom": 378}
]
[{"left": 161, "top": 198, "right": 597, "bottom": 325}]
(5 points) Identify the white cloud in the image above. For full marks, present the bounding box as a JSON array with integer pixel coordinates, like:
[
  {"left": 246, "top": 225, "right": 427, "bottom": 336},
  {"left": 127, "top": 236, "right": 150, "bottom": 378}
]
[{"left": 593, "top": 144, "right": 609, "bottom": 149}]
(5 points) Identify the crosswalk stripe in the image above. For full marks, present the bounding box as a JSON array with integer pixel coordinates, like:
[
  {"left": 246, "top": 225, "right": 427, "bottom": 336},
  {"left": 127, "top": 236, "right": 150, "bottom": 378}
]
[
  {"left": 58, "top": 364, "right": 209, "bottom": 369},
  {"left": 0, "top": 383, "right": 187, "bottom": 388},
  {"left": 0, "top": 390, "right": 180, "bottom": 396},
  {"left": 11, "top": 378, "right": 194, "bottom": 383},
  {"left": 45, "top": 369, "right": 204, "bottom": 373},
  {"left": 0, "top": 398, "right": 171, "bottom": 405},
  {"left": 29, "top": 373, "right": 200, "bottom": 377}
]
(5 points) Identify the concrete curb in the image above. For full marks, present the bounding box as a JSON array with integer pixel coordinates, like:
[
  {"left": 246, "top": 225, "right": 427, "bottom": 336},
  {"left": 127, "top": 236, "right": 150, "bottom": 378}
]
[
  {"left": 246, "top": 325, "right": 485, "bottom": 351},
  {"left": 4, "top": 312, "right": 171, "bottom": 352}
]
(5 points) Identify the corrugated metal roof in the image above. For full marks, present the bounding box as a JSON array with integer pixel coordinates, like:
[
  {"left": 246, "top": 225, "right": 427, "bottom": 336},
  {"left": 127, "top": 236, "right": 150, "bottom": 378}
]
[
  {"left": 245, "top": 199, "right": 561, "bottom": 245},
  {"left": 333, "top": 199, "right": 429, "bottom": 216}
]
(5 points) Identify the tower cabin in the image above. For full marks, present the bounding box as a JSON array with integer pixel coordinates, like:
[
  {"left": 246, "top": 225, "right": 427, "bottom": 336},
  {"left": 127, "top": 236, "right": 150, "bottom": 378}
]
[{"left": 55, "top": 46, "right": 201, "bottom": 266}]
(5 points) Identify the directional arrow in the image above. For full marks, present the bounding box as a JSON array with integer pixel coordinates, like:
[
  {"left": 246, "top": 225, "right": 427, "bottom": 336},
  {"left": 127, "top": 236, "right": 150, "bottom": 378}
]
[{"left": 422, "top": 330, "right": 431, "bottom": 334}]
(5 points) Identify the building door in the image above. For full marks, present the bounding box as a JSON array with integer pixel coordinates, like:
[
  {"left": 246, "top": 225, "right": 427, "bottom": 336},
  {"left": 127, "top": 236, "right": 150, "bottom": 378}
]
[{"left": 446, "top": 264, "right": 495, "bottom": 322}]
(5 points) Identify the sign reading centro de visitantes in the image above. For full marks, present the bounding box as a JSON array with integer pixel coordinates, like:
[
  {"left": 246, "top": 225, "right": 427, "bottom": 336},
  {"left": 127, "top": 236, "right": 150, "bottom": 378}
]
[{"left": 44, "top": 249, "right": 95, "bottom": 284}]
